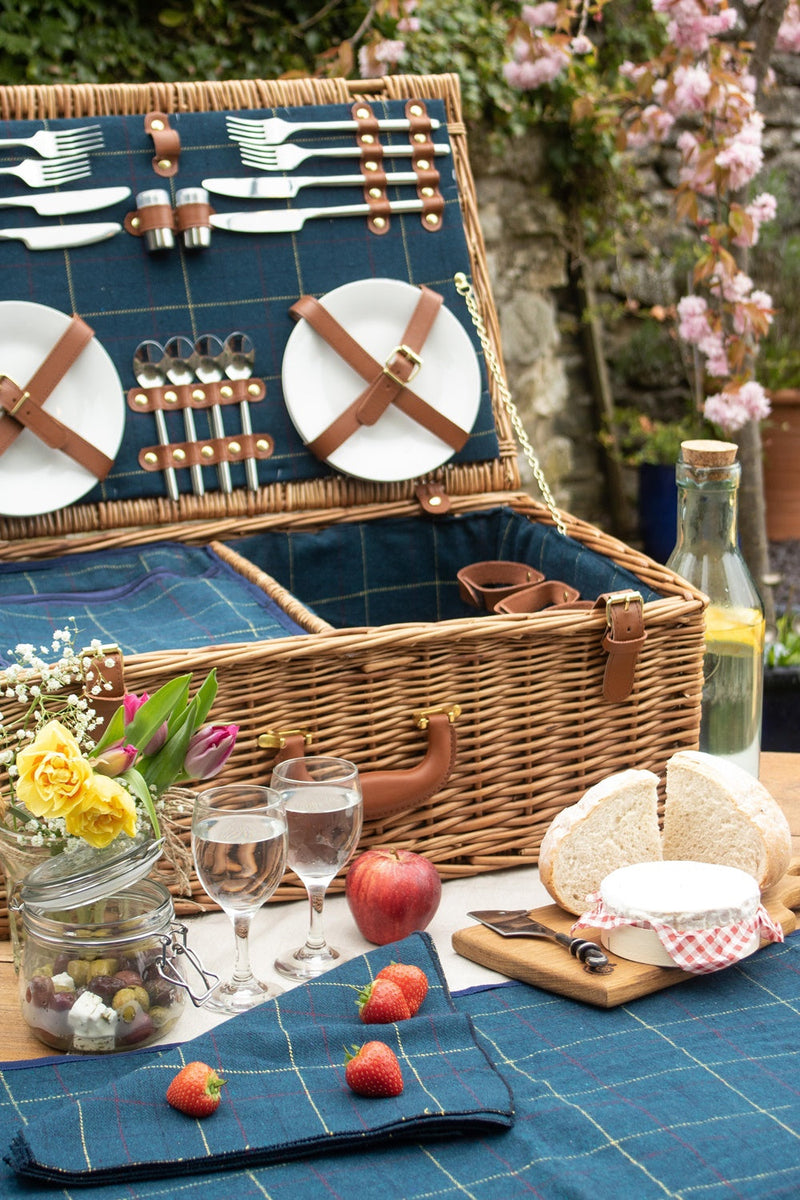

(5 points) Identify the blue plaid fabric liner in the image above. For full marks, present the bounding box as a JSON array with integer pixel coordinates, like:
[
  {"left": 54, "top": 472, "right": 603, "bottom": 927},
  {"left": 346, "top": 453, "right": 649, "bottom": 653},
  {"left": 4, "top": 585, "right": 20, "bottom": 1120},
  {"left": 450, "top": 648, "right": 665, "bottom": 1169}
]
[
  {"left": 0, "top": 542, "right": 308, "bottom": 663},
  {"left": 0, "top": 101, "right": 497, "bottom": 505},
  {"left": 2, "top": 931, "right": 799, "bottom": 1198},
  {"left": 4, "top": 932, "right": 513, "bottom": 1186}
]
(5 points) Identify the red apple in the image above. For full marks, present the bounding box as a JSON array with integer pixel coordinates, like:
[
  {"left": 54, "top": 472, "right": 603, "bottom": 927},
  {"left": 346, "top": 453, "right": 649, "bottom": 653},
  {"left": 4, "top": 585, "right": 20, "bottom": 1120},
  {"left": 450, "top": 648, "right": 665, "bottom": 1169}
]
[{"left": 345, "top": 848, "right": 442, "bottom": 945}]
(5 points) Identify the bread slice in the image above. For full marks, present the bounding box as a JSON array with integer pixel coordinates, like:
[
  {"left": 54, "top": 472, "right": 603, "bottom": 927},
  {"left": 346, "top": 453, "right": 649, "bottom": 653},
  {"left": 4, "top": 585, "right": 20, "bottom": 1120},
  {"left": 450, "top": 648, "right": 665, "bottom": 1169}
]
[
  {"left": 538, "top": 769, "right": 662, "bottom": 914},
  {"left": 663, "top": 750, "right": 792, "bottom": 889}
]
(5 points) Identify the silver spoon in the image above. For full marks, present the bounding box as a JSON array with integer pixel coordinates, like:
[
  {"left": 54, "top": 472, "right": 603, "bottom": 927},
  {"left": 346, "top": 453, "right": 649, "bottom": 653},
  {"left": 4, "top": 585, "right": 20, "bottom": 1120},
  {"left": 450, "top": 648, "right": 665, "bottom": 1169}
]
[
  {"left": 131, "top": 340, "right": 179, "bottom": 502},
  {"left": 161, "top": 336, "right": 205, "bottom": 497},
  {"left": 222, "top": 331, "right": 259, "bottom": 492},
  {"left": 191, "top": 334, "right": 232, "bottom": 494}
]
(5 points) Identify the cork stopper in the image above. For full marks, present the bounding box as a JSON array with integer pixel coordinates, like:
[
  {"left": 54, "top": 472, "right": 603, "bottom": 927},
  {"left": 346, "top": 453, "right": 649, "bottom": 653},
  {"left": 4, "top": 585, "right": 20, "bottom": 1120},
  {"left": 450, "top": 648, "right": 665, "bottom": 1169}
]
[{"left": 680, "top": 439, "right": 738, "bottom": 468}]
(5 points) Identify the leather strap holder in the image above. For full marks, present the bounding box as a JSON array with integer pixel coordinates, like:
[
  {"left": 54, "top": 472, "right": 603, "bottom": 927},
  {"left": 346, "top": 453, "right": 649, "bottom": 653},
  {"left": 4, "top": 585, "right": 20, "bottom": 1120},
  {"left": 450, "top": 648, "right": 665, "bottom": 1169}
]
[
  {"left": 127, "top": 376, "right": 266, "bottom": 413},
  {"left": 493, "top": 580, "right": 581, "bottom": 614},
  {"left": 145, "top": 111, "right": 180, "bottom": 177},
  {"left": 457, "top": 561, "right": 546, "bottom": 610},
  {"left": 290, "top": 287, "right": 470, "bottom": 462},
  {"left": 415, "top": 481, "right": 451, "bottom": 515},
  {"left": 82, "top": 645, "right": 126, "bottom": 732},
  {"left": 124, "top": 202, "right": 176, "bottom": 238},
  {"left": 0, "top": 315, "right": 113, "bottom": 480},
  {"left": 555, "top": 590, "right": 647, "bottom": 703},
  {"left": 138, "top": 431, "right": 274, "bottom": 472},
  {"left": 352, "top": 101, "right": 390, "bottom": 234},
  {"left": 174, "top": 199, "right": 215, "bottom": 233},
  {"left": 405, "top": 99, "right": 444, "bottom": 231},
  {"left": 261, "top": 704, "right": 460, "bottom": 822}
]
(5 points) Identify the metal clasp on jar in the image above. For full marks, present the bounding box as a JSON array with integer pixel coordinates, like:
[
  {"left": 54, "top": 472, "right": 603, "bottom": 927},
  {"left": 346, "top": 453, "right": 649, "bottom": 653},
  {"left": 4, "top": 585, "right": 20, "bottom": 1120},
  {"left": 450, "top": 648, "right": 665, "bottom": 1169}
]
[{"left": 155, "top": 923, "right": 220, "bottom": 1007}]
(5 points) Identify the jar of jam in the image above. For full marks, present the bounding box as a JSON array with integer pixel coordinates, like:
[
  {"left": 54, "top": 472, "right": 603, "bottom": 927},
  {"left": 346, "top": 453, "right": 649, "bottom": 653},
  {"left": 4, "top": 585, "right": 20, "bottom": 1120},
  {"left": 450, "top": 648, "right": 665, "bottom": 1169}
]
[{"left": 13, "top": 836, "right": 214, "bottom": 1054}]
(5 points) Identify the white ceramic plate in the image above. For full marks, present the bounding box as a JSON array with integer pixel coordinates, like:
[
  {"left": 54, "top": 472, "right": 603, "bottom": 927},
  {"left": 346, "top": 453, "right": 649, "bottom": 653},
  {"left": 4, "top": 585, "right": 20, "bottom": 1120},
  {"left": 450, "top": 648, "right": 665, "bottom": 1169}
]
[
  {"left": 282, "top": 278, "right": 482, "bottom": 481},
  {"left": 0, "top": 301, "right": 124, "bottom": 516}
]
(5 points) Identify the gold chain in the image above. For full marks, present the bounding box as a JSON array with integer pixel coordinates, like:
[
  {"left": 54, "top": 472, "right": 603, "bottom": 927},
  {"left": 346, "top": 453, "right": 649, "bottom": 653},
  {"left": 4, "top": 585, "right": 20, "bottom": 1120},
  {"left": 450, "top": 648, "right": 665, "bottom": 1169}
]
[{"left": 454, "top": 272, "right": 567, "bottom": 536}]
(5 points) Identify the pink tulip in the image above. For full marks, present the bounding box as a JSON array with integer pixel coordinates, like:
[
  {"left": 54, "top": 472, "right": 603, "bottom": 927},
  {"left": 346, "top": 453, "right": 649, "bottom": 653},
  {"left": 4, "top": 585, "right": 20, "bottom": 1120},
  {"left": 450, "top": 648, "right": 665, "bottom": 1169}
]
[
  {"left": 122, "top": 692, "right": 168, "bottom": 756},
  {"left": 184, "top": 724, "right": 239, "bottom": 780},
  {"left": 93, "top": 742, "right": 138, "bottom": 778}
]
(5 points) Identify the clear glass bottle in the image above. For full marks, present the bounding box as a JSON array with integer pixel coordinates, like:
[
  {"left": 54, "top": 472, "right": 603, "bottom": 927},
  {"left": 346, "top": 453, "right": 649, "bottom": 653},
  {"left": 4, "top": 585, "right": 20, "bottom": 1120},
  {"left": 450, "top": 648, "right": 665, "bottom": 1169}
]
[{"left": 666, "top": 440, "right": 764, "bottom": 777}]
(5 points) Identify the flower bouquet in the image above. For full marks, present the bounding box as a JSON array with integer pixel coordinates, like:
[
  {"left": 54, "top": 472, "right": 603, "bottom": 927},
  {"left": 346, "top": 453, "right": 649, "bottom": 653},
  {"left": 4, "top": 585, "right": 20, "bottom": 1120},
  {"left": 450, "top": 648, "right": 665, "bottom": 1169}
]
[{"left": 0, "top": 625, "right": 238, "bottom": 907}]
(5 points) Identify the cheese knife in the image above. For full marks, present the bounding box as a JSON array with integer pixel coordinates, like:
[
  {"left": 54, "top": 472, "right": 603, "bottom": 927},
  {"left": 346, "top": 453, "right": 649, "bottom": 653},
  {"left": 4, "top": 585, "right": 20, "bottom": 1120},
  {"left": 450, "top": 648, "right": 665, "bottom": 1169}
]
[
  {"left": 203, "top": 172, "right": 423, "bottom": 200},
  {"left": 467, "top": 910, "right": 614, "bottom": 974},
  {"left": 0, "top": 186, "right": 130, "bottom": 217},
  {"left": 210, "top": 198, "right": 431, "bottom": 235},
  {"left": 0, "top": 222, "right": 122, "bottom": 250}
]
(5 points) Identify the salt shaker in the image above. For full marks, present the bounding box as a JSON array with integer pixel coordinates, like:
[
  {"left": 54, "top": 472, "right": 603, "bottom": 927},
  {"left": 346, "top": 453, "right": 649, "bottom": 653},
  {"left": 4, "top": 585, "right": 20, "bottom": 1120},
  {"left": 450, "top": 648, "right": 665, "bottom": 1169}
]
[{"left": 135, "top": 188, "right": 174, "bottom": 252}]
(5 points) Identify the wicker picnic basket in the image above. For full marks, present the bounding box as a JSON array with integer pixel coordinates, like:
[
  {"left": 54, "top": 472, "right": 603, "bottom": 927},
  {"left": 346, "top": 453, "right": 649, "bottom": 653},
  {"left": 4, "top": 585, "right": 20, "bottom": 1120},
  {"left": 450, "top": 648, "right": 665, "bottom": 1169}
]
[{"left": 0, "top": 72, "right": 706, "bottom": 933}]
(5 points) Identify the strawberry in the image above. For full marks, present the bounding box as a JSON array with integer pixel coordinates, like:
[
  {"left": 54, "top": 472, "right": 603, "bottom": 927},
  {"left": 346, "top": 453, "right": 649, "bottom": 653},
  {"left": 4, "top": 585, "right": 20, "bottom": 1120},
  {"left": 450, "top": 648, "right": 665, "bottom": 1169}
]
[
  {"left": 344, "top": 1041, "right": 404, "bottom": 1097},
  {"left": 376, "top": 963, "right": 429, "bottom": 1015},
  {"left": 357, "top": 977, "right": 411, "bottom": 1024},
  {"left": 166, "top": 1061, "right": 226, "bottom": 1117}
]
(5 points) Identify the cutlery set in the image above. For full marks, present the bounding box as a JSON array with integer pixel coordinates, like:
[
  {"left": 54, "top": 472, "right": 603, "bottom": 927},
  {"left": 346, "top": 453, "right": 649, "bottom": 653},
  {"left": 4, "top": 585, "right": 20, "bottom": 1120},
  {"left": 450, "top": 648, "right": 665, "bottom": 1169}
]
[
  {"left": 0, "top": 111, "right": 447, "bottom": 251},
  {"left": 130, "top": 333, "right": 266, "bottom": 500}
]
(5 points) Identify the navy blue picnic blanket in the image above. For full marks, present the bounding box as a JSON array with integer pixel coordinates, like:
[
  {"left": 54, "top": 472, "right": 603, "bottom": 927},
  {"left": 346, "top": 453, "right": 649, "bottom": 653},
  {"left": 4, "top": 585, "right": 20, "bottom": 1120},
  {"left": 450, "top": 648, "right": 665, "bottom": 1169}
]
[
  {"left": 0, "top": 99, "right": 497, "bottom": 505},
  {"left": 2, "top": 930, "right": 799, "bottom": 1198}
]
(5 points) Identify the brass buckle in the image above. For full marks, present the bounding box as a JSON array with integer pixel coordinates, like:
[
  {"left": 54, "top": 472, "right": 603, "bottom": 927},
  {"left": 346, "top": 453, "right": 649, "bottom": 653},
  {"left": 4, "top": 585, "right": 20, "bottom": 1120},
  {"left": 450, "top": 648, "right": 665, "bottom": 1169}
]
[
  {"left": 383, "top": 343, "right": 422, "bottom": 386},
  {"left": 413, "top": 702, "right": 462, "bottom": 729},
  {"left": 257, "top": 727, "right": 312, "bottom": 750},
  {"left": 605, "top": 591, "right": 643, "bottom": 625},
  {"left": 0, "top": 376, "right": 28, "bottom": 416}
]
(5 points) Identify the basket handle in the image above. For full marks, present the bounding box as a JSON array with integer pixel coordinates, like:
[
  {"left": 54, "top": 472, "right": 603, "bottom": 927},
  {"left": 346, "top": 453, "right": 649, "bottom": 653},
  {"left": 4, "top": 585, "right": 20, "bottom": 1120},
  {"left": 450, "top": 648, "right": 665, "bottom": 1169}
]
[{"left": 259, "top": 704, "right": 460, "bottom": 821}]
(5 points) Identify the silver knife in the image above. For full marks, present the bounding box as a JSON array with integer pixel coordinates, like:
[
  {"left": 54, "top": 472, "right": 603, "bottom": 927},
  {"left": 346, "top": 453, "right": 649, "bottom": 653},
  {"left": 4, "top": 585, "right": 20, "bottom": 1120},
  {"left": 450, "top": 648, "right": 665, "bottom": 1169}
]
[
  {"left": 0, "top": 186, "right": 130, "bottom": 217},
  {"left": 210, "top": 199, "right": 431, "bottom": 235},
  {"left": 0, "top": 222, "right": 122, "bottom": 250},
  {"left": 468, "top": 910, "right": 614, "bottom": 974},
  {"left": 203, "top": 172, "right": 422, "bottom": 201}
]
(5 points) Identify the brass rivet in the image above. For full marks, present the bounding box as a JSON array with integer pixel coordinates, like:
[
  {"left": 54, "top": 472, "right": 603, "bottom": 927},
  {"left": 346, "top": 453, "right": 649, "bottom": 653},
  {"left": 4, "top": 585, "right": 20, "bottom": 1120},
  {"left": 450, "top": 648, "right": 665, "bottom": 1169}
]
[
  {"left": 409, "top": 104, "right": 424, "bottom": 117},
  {"left": 164, "top": 390, "right": 178, "bottom": 404},
  {"left": 220, "top": 385, "right": 233, "bottom": 399},
  {"left": 144, "top": 452, "right": 158, "bottom": 464},
  {"left": 134, "top": 393, "right": 148, "bottom": 406},
  {"left": 368, "top": 187, "right": 382, "bottom": 199},
  {"left": 413, "top": 132, "right": 427, "bottom": 143},
  {"left": 428, "top": 494, "right": 442, "bottom": 506},
  {"left": 256, "top": 439, "right": 270, "bottom": 452},
  {"left": 416, "top": 159, "right": 430, "bottom": 170},
  {"left": 361, "top": 134, "right": 375, "bottom": 146},
  {"left": 247, "top": 383, "right": 260, "bottom": 396},
  {"left": 425, "top": 213, "right": 440, "bottom": 226},
  {"left": 227, "top": 441, "right": 241, "bottom": 454},
  {"left": 151, "top": 118, "right": 165, "bottom": 131},
  {"left": 192, "top": 388, "right": 206, "bottom": 402},
  {"left": 421, "top": 186, "right": 434, "bottom": 197},
  {"left": 355, "top": 107, "right": 371, "bottom": 119},
  {"left": 158, "top": 158, "right": 172, "bottom": 170},
  {"left": 373, "top": 216, "right": 386, "bottom": 229},
  {"left": 364, "top": 160, "right": 379, "bottom": 172},
  {"left": 201, "top": 445, "right": 214, "bottom": 459},
  {"left": 131, "top": 216, "right": 140, "bottom": 230},
  {"left": 172, "top": 448, "right": 186, "bottom": 462}
]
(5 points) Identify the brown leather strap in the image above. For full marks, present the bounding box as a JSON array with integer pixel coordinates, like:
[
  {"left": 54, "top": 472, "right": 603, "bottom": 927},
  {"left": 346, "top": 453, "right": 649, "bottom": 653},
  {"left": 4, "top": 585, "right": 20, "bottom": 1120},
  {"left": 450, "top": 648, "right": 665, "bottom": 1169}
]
[
  {"left": 457, "top": 561, "right": 545, "bottom": 610},
  {"left": 290, "top": 288, "right": 470, "bottom": 461},
  {"left": 174, "top": 200, "right": 215, "bottom": 232},
  {"left": 494, "top": 580, "right": 581, "bottom": 614},
  {"left": 0, "top": 315, "right": 94, "bottom": 456},
  {"left": 0, "top": 377, "right": 114, "bottom": 480},
  {"left": 127, "top": 376, "right": 266, "bottom": 413},
  {"left": 596, "top": 591, "right": 647, "bottom": 702},
  {"left": 138, "top": 430, "right": 274, "bottom": 471},
  {"left": 124, "top": 203, "right": 176, "bottom": 237},
  {"left": 145, "top": 111, "right": 180, "bottom": 177}
]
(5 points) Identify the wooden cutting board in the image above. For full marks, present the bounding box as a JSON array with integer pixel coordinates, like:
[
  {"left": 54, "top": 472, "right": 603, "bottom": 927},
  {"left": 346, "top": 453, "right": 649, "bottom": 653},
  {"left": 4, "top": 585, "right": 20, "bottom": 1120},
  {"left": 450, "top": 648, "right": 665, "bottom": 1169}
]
[{"left": 451, "top": 858, "right": 800, "bottom": 1008}]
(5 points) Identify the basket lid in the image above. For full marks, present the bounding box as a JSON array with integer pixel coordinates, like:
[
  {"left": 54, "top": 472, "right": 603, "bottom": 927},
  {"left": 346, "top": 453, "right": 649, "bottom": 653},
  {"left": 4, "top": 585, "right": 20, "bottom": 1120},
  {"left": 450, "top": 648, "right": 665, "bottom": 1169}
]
[{"left": 18, "top": 834, "right": 163, "bottom": 911}]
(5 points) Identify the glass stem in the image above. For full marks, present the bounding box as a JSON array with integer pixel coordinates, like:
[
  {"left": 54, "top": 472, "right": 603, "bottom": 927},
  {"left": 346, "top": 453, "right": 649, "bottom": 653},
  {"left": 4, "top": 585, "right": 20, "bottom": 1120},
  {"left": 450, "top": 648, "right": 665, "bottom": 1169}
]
[
  {"left": 304, "top": 884, "right": 328, "bottom": 951},
  {"left": 230, "top": 912, "right": 255, "bottom": 983}
]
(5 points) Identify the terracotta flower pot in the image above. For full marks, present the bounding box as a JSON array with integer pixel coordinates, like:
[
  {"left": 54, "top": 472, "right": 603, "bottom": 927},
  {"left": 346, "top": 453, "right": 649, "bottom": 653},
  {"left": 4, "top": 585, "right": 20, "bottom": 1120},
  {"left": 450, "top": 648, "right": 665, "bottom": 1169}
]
[{"left": 764, "top": 389, "right": 800, "bottom": 541}]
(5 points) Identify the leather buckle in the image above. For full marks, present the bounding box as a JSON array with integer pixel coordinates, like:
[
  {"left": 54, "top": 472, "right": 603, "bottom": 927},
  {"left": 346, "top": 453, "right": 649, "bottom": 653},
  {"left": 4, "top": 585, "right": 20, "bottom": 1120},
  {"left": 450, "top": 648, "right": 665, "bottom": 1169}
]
[
  {"left": 605, "top": 591, "right": 643, "bottom": 627},
  {"left": 384, "top": 343, "right": 422, "bottom": 385}
]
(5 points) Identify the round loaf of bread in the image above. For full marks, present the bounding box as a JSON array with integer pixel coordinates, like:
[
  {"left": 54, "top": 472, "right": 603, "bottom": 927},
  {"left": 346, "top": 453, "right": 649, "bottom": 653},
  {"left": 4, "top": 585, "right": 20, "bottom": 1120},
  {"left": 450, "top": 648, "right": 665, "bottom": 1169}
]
[
  {"left": 663, "top": 750, "right": 792, "bottom": 889},
  {"left": 538, "top": 769, "right": 662, "bottom": 915}
]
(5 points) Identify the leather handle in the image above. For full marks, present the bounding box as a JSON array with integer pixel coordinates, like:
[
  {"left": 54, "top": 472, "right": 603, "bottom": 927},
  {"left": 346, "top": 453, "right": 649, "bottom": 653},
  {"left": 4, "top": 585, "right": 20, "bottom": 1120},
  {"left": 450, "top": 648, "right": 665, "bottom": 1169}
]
[{"left": 260, "top": 706, "right": 460, "bottom": 823}]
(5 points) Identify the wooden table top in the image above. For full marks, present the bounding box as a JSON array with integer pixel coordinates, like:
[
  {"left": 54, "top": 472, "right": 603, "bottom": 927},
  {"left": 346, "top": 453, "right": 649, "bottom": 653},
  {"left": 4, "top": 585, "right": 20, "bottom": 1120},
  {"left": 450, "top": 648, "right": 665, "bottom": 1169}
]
[{"left": 1, "top": 752, "right": 797, "bottom": 1064}]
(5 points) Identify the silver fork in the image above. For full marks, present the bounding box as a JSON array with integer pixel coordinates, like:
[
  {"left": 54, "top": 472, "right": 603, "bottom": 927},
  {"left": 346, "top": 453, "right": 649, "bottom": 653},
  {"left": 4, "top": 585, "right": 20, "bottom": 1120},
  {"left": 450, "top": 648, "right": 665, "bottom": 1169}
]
[
  {"left": 226, "top": 114, "right": 441, "bottom": 145},
  {"left": 0, "top": 155, "right": 91, "bottom": 188},
  {"left": 239, "top": 142, "right": 451, "bottom": 173},
  {"left": 0, "top": 125, "right": 103, "bottom": 159}
]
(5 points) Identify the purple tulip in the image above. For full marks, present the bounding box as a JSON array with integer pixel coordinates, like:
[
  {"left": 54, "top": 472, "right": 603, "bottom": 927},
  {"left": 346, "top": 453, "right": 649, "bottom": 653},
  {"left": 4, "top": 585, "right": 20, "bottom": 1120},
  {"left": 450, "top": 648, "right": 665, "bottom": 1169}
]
[
  {"left": 184, "top": 724, "right": 239, "bottom": 780},
  {"left": 93, "top": 741, "right": 138, "bottom": 777}
]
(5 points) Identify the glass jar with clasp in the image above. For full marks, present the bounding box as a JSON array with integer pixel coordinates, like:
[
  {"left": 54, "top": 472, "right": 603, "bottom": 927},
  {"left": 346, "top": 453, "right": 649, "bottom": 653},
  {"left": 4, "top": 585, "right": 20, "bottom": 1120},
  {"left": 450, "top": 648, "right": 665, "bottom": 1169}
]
[{"left": 12, "top": 835, "right": 218, "bottom": 1054}]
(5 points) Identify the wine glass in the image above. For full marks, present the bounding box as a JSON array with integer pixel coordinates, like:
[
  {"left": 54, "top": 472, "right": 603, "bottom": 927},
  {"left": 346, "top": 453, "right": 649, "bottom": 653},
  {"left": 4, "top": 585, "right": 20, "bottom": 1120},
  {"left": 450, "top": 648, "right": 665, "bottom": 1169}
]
[
  {"left": 191, "top": 783, "right": 288, "bottom": 1013},
  {"left": 271, "top": 756, "right": 363, "bottom": 981}
]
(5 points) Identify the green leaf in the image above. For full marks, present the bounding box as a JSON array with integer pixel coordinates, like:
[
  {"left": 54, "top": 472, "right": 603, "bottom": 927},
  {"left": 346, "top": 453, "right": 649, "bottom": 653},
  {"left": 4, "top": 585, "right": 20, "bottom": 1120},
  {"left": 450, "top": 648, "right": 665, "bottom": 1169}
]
[
  {"left": 126, "top": 676, "right": 192, "bottom": 748},
  {"left": 121, "top": 767, "right": 161, "bottom": 839}
]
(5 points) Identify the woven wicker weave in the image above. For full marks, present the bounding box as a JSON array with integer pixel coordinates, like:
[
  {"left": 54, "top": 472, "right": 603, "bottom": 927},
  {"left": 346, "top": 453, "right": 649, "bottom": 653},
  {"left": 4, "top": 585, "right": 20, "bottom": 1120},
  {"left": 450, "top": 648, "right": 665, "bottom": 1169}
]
[{"left": 0, "top": 74, "right": 706, "bottom": 935}]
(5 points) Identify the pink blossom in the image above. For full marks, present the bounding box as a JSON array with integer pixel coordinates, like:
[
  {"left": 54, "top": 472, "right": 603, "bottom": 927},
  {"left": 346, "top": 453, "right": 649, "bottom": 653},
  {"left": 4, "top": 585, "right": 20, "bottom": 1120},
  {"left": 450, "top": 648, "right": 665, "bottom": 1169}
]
[
  {"left": 671, "top": 64, "right": 712, "bottom": 113},
  {"left": 504, "top": 43, "right": 570, "bottom": 89},
  {"left": 715, "top": 114, "right": 764, "bottom": 191},
  {"left": 704, "top": 382, "right": 771, "bottom": 432},
  {"left": 777, "top": 2, "right": 800, "bottom": 52},
  {"left": 700, "top": 333, "right": 730, "bottom": 378},
  {"left": 397, "top": 17, "right": 420, "bottom": 32},
  {"left": 677, "top": 295, "right": 711, "bottom": 344},
  {"left": 374, "top": 39, "right": 406, "bottom": 65},
  {"left": 571, "top": 34, "right": 594, "bottom": 55},
  {"left": 522, "top": 2, "right": 559, "bottom": 28}
]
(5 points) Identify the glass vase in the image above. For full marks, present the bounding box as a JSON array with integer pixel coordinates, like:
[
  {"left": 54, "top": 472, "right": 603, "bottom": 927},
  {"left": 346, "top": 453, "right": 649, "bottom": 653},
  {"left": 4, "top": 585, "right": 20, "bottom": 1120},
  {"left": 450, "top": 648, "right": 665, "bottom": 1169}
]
[{"left": 0, "top": 823, "right": 62, "bottom": 970}]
